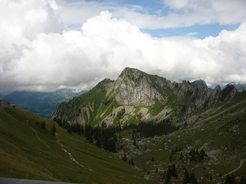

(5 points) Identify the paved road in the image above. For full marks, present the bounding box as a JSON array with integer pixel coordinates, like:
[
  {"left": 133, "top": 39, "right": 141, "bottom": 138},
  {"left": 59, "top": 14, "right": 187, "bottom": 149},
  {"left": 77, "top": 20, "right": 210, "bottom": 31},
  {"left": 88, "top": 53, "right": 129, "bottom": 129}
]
[{"left": 0, "top": 178, "right": 82, "bottom": 184}]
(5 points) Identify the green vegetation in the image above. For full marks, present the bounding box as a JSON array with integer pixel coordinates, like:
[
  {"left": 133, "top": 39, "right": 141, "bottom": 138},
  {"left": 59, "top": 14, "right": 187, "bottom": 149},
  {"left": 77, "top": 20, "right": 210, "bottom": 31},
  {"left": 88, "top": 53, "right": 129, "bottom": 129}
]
[
  {"left": 2, "top": 67, "right": 246, "bottom": 183},
  {"left": 112, "top": 93, "right": 246, "bottom": 183},
  {"left": 148, "top": 102, "right": 166, "bottom": 116},
  {"left": 0, "top": 106, "right": 149, "bottom": 184},
  {"left": 55, "top": 79, "right": 118, "bottom": 126}
]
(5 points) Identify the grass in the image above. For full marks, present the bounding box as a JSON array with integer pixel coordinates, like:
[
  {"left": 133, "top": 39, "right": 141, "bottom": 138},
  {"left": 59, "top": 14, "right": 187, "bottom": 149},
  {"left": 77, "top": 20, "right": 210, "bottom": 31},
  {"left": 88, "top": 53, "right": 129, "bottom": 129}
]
[
  {"left": 116, "top": 94, "right": 246, "bottom": 183},
  {"left": 148, "top": 102, "right": 166, "bottom": 116},
  {"left": 0, "top": 106, "right": 149, "bottom": 184}
]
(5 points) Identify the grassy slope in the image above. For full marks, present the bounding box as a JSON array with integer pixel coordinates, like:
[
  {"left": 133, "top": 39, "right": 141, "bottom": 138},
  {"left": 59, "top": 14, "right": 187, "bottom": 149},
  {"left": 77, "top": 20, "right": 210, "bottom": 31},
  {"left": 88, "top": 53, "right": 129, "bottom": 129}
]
[
  {"left": 0, "top": 106, "right": 149, "bottom": 184},
  {"left": 165, "top": 94, "right": 246, "bottom": 181},
  {"left": 120, "top": 93, "right": 246, "bottom": 183}
]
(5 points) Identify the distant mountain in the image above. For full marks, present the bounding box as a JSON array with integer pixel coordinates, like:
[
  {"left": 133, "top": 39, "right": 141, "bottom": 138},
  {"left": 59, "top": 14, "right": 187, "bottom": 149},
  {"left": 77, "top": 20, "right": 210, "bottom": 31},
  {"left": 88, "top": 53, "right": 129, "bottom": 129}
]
[
  {"left": 226, "top": 82, "right": 246, "bottom": 91},
  {"left": 0, "top": 93, "right": 4, "bottom": 99},
  {"left": 3, "top": 88, "right": 87, "bottom": 118},
  {"left": 191, "top": 79, "right": 208, "bottom": 90},
  {"left": 1, "top": 67, "right": 246, "bottom": 184}
]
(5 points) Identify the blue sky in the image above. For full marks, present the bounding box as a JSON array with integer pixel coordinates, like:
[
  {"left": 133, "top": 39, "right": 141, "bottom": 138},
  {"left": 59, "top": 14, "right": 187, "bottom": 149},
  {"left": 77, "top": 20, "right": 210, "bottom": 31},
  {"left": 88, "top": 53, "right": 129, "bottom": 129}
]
[
  {"left": 59, "top": 0, "right": 244, "bottom": 39},
  {"left": 0, "top": 0, "right": 246, "bottom": 93},
  {"left": 143, "top": 24, "right": 241, "bottom": 38}
]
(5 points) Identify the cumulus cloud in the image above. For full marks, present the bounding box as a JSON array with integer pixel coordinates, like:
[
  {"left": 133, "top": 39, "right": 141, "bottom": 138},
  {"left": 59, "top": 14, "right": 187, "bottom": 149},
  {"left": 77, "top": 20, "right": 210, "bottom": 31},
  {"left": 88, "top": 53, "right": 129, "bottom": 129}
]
[
  {"left": 57, "top": 0, "right": 246, "bottom": 29},
  {"left": 0, "top": 1, "right": 246, "bottom": 94},
  {"left": 162, "top": 0, "right": 246, "bottom": 27}
]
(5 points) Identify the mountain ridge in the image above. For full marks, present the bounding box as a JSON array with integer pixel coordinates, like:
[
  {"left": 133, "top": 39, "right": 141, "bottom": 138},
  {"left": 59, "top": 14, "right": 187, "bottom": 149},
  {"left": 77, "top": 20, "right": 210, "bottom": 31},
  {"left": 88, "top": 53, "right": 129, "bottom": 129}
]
[
  {"left": 1, "top": 67, "right": 246, "bottom": 184},
  {"left": 52, "top": 67, "right": 238, "bottom": 125}
]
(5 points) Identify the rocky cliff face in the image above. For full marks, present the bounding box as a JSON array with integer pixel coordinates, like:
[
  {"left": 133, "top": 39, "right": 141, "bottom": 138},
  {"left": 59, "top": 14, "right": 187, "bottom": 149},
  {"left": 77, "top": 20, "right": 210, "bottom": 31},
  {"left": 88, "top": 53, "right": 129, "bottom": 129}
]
[
  {"left": 52, "top": 67, "right": 238, "bottom": 125},
  {"left": 114, "top": 67, "right": 170, "bottom": 106}
]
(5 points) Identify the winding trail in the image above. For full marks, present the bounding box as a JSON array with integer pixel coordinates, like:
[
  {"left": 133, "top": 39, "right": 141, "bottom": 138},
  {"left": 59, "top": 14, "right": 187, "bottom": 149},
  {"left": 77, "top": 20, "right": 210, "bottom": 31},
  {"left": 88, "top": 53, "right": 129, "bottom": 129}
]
[
  {"left": 57, "top": 138, "right": 84, "bottom": 168},
  {"left": 26, "top": 120, "right": 85, "bottom": 169},
  {"left": 26, "top": 120, "right": 50, "bottom": 148},
  {"left": 222, "top": 159, "right": 246, "bottom": 177}
]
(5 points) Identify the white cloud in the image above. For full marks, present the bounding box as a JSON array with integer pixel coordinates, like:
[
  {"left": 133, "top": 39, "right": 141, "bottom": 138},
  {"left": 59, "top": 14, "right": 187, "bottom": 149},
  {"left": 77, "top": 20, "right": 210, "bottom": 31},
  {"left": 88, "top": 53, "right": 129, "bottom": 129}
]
[
  {"left": 56, "top": 0, "right": 246, "bottom": 30},
  {"left": 162, "top": 0, "right": 246, "bottom": 26},
  {"left": 0, "top": 1, "right": 246, "bottom": 94},
  {"left": 186, "top": 32, "right": 198, "bottom": 36}
]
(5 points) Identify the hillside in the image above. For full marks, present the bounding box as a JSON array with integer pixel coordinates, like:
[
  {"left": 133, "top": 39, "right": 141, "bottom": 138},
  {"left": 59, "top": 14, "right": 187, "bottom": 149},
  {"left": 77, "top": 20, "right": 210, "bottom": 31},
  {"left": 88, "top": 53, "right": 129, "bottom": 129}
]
[
  {"left": 0, "top": 102, "right": 148, "bottom": 184},
  {"left": 52, "top": 67, "right": 238, "bottom": 125},
  {"left": 1, "top": 67, "right": 246, "bottom": 183},
  {"left": 2, "top": 89, "right": 86, "bottom": 118},
  {"left": 114, "top": 93, "right": 246, "bottom": 183},
  {"left": 51, "top": 67, "right": 246, "bottom": 183}
]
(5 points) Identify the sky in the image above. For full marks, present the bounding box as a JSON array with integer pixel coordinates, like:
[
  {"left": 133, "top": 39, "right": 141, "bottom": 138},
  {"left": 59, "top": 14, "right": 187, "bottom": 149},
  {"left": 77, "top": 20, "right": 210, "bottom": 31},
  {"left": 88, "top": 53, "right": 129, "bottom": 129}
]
[{"left": 0, "top": 0, "right": 246, "bottom": 94}]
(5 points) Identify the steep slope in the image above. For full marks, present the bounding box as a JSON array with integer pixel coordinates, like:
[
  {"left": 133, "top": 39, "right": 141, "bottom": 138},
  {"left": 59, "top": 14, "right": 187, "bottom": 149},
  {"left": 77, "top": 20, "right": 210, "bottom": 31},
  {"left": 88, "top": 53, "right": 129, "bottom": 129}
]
[
  {"left": 225, "top": 82, "right": 246, "bottom": 91},
  {"left": 52, "top": 67, "right": 238, "bottom": 125},
  {"left": 0, "top": 104, "right": 149, "bottom": 184},
  {"left": 114, "top": 93, "right": 246, "bottom": 183},
  {"left": 3, "top": 89, "right": 86, "bottom": 118}
]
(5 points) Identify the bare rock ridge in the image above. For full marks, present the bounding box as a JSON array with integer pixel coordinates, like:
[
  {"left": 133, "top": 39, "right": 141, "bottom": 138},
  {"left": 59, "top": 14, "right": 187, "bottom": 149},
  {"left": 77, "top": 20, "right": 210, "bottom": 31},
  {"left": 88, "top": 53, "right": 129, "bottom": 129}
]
[
  {"left": 114, "top": 67, "right": 169, "bottom": 106},
  {"left": 52, "top": 67, "right": 238, "bottom": 125}
]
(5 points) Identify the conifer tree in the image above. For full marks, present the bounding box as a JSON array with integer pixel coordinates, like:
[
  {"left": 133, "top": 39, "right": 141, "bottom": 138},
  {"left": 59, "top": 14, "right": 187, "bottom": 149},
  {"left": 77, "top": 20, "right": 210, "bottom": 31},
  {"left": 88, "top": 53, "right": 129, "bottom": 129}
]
[
  {"left": 128, "top": 158, "right": 134, "bottom": 166},
  {"left": 225, "top": 174, "right": 236, "bottom": 184},
  {"left": 41, "top": 121, "right": 46, "bottom": 129},
  {"left": 165, "top": 166, "right": 171, "bottom": 184},
  {"left": 170, "top": 164, "right": 178, "bottom": 178},
  {"left": 179, "top": 152, "right": 184, "bottom": 160},
  {"left": 67, "top": 124, "right": 72, "bottom": 134},
  {"left": 51, "top": 124, "right": 56, "bottom": 136},
  {"left": 183, "top": 168, "right": 190, "bottom": 184},
  {"left": 122, "top": 154, "right": 127, "bottom": 162},
  {"left": 190, "top": 171, "right": 198, "bottom": 184},
  {"left": 151, "top": 156, "right": 155, "bottom": 162}
]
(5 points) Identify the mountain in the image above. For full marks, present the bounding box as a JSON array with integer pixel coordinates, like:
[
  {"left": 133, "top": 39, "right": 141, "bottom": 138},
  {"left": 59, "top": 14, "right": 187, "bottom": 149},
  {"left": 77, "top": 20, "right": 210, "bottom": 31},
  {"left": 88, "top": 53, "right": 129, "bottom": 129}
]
[
  {"left": 50, "top": 67, "right": 246, "bottom": 183},
  {"left": 0, "top": 102, "right": 148, "bottom": 184},
  {"left": 3, "top": 88, "right": 87, "bottom": 118},
  {"left": 191, "top": 79, "right": 208, "bottom": 90},
  {"left": 226, "top": 82, "right": 246, "bottom": 91},
  {"left": 52, "top": 67, "right": 238, "bottom": 124},
  {"left": 1, "top": 67, "right": 246, "bottom": 183}
]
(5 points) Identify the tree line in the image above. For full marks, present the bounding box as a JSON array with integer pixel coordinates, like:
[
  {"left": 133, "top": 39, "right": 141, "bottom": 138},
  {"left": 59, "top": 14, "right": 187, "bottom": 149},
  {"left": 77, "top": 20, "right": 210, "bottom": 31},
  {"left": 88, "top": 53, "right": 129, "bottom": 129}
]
[
  {"left": 53, "top": 117, "right": 178, "bottom": 152},
  {"left": 123, "top": 119, "right": 179, "bottom": 138}
]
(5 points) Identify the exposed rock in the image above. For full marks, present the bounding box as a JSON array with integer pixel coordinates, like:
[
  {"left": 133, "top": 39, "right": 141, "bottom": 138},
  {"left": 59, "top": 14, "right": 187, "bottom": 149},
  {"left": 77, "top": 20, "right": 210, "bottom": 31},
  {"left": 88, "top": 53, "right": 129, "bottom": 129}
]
[
  {"left": 114, "top": 67, "right": 167, "bottom": 106},
  {"left": 206, "top": 85, "right": 222, "bottom": 108},
  {"left": 52, "top": 67, "right": 239, "bottom": 125}
]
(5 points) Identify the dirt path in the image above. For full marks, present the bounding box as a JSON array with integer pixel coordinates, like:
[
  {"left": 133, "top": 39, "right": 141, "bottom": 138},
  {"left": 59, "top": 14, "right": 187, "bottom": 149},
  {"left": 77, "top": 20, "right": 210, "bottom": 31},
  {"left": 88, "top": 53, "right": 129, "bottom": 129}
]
[
  {"left": 27, "top": 120, "right": 50, "bottom": 148},
  {"left": 57, "top": 138, "right": 84, "bottom": 168},
  {"left": 222, "top": 159, "right": 246, "bottom": 177},
  {"left": 26, "top": 120, "right": 84, "bottom": 168}
]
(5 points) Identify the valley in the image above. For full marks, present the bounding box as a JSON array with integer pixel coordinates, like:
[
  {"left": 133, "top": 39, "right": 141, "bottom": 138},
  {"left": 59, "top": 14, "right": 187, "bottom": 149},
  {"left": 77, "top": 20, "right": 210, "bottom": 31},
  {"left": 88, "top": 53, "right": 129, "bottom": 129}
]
[
  {"left": 1, "top": 67, "right": 246, "bottom": 184},
  {"left": 2, "top": 89, "right": 87, "bottom": 118},
  {"left": 0, "top": 102, "right": 148, "bottom": 184}
]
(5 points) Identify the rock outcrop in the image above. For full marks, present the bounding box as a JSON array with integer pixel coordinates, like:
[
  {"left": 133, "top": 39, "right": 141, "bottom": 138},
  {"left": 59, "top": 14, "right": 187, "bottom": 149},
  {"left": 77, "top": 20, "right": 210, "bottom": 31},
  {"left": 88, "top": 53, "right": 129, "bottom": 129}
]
[
  {"left": 52, "top": 67, "right": 238, "bottom": 125},
  {"left": 114, "top": 67, "right": 169, "bottom": 106}
]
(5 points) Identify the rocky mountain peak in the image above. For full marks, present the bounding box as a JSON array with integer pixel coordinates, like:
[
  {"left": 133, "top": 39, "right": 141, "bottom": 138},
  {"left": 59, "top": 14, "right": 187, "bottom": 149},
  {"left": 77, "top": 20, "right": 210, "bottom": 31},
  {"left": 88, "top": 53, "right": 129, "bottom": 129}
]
[
  {"left": 114, "top": 67, "right": 166, "bottom": 106},
  {"left": 222, "top": 84, "right": 238, "bottom": 101},
  {"left": 52, "top": 67, "right": 241, "bottom": 125},
  {"left": 191, "top": 79, "right": 208, "bottom": 90},
  {"left": 119, "top": 67, "right": 145, "bottom": 79}
]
